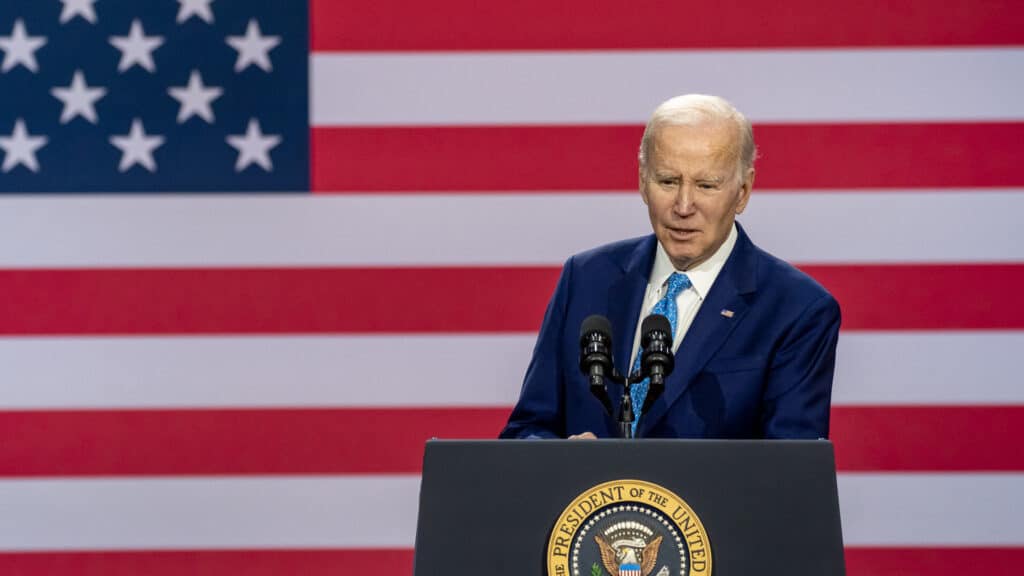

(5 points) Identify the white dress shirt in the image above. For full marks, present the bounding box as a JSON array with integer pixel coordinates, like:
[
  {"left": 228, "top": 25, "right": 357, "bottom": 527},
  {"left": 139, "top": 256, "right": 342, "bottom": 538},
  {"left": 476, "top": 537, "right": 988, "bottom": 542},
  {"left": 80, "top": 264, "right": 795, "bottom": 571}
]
[{"left": 628, "top": 223, "right": 739, "bottom": 371}]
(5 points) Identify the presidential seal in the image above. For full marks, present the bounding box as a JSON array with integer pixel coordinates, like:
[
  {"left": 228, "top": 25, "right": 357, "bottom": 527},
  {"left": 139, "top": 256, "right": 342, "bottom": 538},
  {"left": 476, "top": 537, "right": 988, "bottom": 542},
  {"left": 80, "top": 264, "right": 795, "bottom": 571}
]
[{"left": 547, "top": 480, "right": 711, "bottom": 576}]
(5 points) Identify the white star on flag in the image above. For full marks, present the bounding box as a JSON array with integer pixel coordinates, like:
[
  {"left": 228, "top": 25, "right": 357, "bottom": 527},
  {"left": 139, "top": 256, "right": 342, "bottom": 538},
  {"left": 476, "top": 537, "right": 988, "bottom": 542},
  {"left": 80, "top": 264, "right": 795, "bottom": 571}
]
[
  {"left": 0, "top": 19, "right": 47, "bottom": 73},
  {"left": 51, "top": 70, "right": 107, "bottom": 124},
  {"left": 226, "top": 118, "right": 281, "bottom": 172},
  {"left": 0, "top": 119, "right": 48, "bottom": 173},
  {"left": 59, "top": 0, "right": 99, "bottom": 24},
  {"left": 226, "top": 19, "right": 281, "bottom": 73},
  {"left": 177, "top": 0, "right": 216, "bottom": 24},
  {"left": 168, "top": 70, "right": 223, "bottom": 124},
  {"left": 109, "top": 19, "right": 164, "bottom": 73},
  {"left": 109, "top": 119, "right": 165, "bottom": 173}
]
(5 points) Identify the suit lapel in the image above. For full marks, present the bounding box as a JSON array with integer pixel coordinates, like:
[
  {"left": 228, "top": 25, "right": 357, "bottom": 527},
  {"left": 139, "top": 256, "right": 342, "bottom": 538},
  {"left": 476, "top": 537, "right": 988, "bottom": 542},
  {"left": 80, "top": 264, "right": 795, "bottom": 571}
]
[
  {"left": 608, "top": 236, "right": 657, "bottom": 379},
  {"left": 638, "top": 224, "right": 759, "bottom": 436}
]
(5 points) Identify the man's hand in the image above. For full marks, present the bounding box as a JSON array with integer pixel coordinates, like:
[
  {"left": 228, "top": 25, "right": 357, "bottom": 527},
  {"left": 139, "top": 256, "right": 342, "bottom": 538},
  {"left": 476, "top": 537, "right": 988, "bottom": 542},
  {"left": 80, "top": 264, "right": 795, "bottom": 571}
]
[{"left": 568, "top": 431, "right": 597, "bottom": 440}]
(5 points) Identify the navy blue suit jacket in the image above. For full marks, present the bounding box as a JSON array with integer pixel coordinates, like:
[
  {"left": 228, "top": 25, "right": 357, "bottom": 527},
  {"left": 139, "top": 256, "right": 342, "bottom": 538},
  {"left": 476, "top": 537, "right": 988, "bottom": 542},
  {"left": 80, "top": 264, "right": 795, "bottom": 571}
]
[{"left": 500, "top": 224, "right": 841, "bottom": 439}]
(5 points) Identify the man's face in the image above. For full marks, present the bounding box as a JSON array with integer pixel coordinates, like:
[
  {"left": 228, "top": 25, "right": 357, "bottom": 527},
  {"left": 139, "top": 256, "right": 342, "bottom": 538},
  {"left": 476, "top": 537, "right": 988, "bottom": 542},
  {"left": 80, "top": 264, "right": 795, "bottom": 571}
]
[{"left": 640, "top": 121, "right": 753, "bottom": 270}]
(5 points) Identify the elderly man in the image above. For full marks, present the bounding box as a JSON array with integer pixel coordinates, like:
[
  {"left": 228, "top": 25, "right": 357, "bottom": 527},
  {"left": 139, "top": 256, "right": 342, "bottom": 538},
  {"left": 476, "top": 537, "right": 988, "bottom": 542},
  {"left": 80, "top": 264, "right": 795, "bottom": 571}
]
[{"left": 500, "top": 94, "right": 841, "bottom": 440}]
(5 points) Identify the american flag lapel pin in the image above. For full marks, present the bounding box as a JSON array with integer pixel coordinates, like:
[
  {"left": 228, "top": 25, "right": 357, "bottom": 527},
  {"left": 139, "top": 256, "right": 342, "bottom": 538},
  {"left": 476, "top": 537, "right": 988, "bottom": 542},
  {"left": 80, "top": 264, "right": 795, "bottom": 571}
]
[{"left": 720, "top": 309, "right": 735, "bottom": 318}]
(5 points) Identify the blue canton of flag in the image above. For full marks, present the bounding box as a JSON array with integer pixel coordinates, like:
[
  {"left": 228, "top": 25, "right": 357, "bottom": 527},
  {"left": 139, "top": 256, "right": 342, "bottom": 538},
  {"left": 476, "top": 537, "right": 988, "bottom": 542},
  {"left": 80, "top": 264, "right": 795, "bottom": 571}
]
[{"left": 0, "top": 0, "right": 308, "bottom": 193}]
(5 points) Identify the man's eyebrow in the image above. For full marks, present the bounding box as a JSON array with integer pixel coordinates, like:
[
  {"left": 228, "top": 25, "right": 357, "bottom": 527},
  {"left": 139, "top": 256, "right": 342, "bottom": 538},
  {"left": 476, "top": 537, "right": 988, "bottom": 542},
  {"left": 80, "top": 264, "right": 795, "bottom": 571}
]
[{"left": 650, "top": 171, "right": 727, "bottom": 183}]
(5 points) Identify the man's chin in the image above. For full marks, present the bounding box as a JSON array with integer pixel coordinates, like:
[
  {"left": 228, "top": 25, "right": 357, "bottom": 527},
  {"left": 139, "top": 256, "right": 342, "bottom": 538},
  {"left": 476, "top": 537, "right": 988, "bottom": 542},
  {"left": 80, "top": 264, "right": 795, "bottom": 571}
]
[{"left": 665, "top": 249, "right": 699, "bottom": 271}]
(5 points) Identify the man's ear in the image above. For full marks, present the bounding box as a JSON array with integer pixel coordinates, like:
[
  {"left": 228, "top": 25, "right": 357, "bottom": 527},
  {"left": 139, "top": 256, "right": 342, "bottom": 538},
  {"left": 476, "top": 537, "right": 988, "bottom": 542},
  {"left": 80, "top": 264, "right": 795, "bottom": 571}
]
[
  {"left": 639, "top": 167, "right": 650, "bottom": 205},
  {"left": 735, "top": 168, "right": 754, "bottom": 214}
]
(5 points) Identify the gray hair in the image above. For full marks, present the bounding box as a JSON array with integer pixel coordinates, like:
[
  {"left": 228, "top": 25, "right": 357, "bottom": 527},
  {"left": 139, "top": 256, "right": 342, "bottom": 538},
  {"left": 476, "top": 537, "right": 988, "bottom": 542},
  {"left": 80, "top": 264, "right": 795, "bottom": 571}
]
[{"left": 638, "top": 94, "right": 757, "bottom": 180}]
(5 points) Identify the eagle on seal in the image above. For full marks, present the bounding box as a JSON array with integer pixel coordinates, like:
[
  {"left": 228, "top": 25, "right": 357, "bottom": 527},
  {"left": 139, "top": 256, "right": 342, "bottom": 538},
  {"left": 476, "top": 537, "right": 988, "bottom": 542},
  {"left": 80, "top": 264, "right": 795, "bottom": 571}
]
[{"left": 595, "top": 533, "right": 663, "bottom": 576}]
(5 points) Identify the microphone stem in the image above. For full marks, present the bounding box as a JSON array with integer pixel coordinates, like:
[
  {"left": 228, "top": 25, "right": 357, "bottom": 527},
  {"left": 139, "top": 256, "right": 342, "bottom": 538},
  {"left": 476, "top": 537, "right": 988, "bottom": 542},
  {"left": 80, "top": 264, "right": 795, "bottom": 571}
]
[{"left": 618, "top": 377, "right": 636, "bottom": 439}]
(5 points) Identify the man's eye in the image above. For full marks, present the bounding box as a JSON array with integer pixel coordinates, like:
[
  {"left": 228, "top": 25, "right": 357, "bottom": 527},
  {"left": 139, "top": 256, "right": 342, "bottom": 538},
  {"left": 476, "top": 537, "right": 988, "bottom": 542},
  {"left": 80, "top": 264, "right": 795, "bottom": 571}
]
[{"left": 659, "top": 179, "right": 676, "bottom": 186}]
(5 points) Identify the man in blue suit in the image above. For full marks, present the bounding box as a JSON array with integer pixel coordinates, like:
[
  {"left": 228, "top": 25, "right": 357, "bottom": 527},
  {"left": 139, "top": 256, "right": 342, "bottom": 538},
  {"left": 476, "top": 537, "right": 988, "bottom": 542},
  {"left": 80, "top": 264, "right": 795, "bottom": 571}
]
[{"left": 500, "top": 94, "right": 841, "bottom": 440}]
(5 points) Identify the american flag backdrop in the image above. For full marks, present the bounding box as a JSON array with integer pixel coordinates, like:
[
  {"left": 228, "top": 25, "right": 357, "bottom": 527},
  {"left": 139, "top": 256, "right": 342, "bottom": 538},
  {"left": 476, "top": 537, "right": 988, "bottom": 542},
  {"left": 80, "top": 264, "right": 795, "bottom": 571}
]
[{"left": 1, "top": 0, "right": 1022, "bottom": 574}]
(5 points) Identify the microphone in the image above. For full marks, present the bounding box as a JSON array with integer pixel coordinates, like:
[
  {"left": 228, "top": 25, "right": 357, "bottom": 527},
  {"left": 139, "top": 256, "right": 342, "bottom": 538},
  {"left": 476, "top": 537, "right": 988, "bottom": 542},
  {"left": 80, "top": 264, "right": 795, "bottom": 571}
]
[
  {"left": 579, "top": 314, "right": 614, "bottom": 415},
  {"left": 639, "top": 314, "right": 675, "bottom": 414}
]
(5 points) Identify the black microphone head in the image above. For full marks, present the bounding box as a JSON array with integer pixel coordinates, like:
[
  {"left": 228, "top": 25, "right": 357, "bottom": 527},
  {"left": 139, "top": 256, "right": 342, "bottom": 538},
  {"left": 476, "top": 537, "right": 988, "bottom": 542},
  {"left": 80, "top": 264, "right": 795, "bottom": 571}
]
[
  {"left": 641, "top": 314, "right": 672, "bottom": 343},
  {"left": 579, "top": 315, "right": 615, "bottom": 416},
  {"left": 580, "top": 314, "right": 612, "bottom": 344},
  {"left": 640, "top": 313, "right": 675, "bottom": 391}
]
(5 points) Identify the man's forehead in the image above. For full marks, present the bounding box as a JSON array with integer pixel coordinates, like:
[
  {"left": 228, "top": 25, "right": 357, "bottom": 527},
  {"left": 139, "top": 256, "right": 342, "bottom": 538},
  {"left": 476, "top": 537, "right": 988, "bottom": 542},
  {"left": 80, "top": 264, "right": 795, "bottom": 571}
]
[
  {"left": 654, "top": 121, "right": 738, "bottom": 149},
  {"left": 650, "top": 119, "right": 735, "bottom": 156}
]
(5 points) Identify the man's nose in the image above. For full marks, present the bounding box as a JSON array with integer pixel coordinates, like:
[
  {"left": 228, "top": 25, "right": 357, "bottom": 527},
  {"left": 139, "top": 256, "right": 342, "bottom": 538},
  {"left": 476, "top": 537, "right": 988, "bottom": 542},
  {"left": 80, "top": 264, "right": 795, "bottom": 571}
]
[{"left": 673, "top": 184, "right": 697, "bottom": 216}]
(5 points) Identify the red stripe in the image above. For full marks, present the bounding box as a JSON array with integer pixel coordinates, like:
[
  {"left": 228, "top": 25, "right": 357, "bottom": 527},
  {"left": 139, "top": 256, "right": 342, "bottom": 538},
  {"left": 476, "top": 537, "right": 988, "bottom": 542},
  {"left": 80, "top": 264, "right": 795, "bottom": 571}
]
[
  {"left": 0, "top": 408, "right": 510, "bottom": 476},
  {"left": 845, "top": 547, "right": 1024, "bottom": 576},
  {"left": 310, "top": 0, "right": 1024, "bottom": 51},
  {"left": 311, "top": 123, "right": 1024, "bottom": 192},
  {"left": 833, "top": 406, "right": 1024, "bottom": 471},
  {"left": 0, "top": 267, "right": 559, "bottom": 335},
  {"left": 1, "top": 548, "right": 1021, "bottom": 575},
  {"left": 0, "top": 549, "right": 414, "bottom": 576},
  {"left": 1, "top": 264, "right": 1022, "bottom": 335},
  {"left": 803, "top": 263, "right": 1024, "bottom": 331},
  {"left": 2, "top": 406, "right": 1021, "bottom": 476}
]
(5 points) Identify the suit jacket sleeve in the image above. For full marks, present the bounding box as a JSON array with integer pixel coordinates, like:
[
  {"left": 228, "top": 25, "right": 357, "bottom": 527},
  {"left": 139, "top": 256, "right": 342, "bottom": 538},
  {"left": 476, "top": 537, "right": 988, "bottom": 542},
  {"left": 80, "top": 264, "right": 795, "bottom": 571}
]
[
  {"left": 498, "top": 257, "right": 575, "bottom": 439},
  {"left": 759, "top": 293, "right": 842, "bottom": 439}
]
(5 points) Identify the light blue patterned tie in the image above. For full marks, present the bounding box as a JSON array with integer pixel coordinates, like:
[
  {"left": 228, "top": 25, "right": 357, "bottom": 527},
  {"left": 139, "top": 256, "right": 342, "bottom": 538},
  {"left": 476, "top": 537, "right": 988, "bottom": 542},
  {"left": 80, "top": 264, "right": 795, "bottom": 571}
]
[{"left": 630, "top": 272, "right": 691, "bottom": 435}]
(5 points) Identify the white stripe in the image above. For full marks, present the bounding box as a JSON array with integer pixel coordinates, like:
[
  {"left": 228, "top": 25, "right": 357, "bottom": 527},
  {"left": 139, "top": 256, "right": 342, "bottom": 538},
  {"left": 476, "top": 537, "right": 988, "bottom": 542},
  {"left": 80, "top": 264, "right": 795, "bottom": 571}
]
[
  {"left": 311, "top": 49, "right": 1024, "bottom": 125},
  {"left": 740, "top": 191, "right": 1024, "bottom": 265},
  {"left": 838, "top": 474, "right": 1024, "bottom": 546},
  {"left": 833, "top": 332, "right": 1024, "bottom": 406},
  {"left": 0, "top": 473, "right": 1020, "bottom": 550},
  {"left": 0, "top": 194, "right": 644, "bottom": 267},
  {"left": 1, "top": 332, "right": 1021, "bottom": 409},
  {"left": 0, "top": 476, "right": 419, "bottom": 551},
  {"left": 1, "top": 191, "right": 1022, "bottom": 268},
  {"left": 0, "top": 335, "right": 530, "bottom": 408}
]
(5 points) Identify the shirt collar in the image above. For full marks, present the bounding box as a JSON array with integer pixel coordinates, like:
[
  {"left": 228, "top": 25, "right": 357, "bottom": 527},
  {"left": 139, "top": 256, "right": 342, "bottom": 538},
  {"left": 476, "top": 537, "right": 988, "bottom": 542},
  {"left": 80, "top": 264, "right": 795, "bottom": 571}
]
[{"left": 650, "top": 223, "right": 738, "bottom": 300}]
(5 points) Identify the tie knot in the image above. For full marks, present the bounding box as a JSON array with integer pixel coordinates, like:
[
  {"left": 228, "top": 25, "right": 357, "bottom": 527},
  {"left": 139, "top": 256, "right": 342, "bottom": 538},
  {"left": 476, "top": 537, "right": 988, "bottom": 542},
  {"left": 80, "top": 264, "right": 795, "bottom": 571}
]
[{"left": 665, "top": 272, "right": 691, "bottom": 298}]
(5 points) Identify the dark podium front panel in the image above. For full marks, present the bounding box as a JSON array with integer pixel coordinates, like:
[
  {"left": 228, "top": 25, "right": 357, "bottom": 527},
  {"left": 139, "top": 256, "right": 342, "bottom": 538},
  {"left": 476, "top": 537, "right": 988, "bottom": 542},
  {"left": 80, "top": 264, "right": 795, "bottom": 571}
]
[{"left": 414, "top": 439, "right": 844, "bottom": 576}]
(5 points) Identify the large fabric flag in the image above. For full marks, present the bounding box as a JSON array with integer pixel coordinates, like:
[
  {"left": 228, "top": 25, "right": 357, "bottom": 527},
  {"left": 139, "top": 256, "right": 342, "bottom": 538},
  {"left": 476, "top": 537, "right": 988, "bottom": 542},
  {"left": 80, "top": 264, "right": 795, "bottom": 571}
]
[{"left": 1, "top": 1, "right": 1022, "bottom": 574}]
